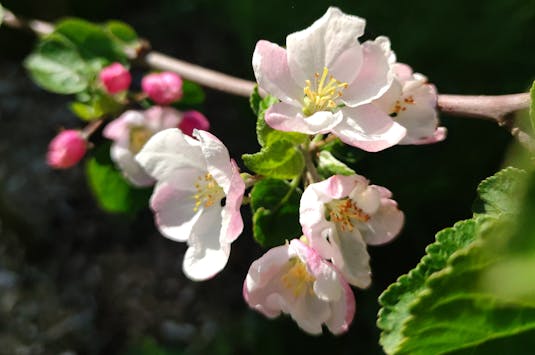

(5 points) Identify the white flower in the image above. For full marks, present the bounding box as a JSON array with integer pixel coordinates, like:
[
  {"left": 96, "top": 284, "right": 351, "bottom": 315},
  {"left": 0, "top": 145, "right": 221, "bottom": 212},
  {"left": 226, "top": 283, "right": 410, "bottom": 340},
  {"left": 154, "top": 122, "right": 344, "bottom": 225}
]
[
  {"left": 244, "top": 239, "right": 355, "bottom": 335},
  {"left": 300, "top": 175, "right": 404, "bottom": 287},
  {"left": 374, "top": 63, "right": 446, "bottom": 145},
  {"left": 252, "top": 7, "right": 406, "bottom": 152},
  {"left": 103, "top": 107, "right": 183, "bottom": 186},
  {"left": 136, "top": 128, "right": 245, "bottom": 280}
]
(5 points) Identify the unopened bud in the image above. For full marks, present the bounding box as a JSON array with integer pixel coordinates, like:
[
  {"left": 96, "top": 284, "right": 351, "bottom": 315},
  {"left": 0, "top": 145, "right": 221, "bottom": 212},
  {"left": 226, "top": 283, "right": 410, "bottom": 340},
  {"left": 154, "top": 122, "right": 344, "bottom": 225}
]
[
  {"left": 100, "top": 62, "right": 132, "bottom": 94},
  {"left": 141, "top": 72, "right": 183, "bottom": 105},
  {"left": 179, "top": 110, "right": 210, "bottom": 136},
  {"left": 47, "top": 130, "right": 87, "bottom": 169}
]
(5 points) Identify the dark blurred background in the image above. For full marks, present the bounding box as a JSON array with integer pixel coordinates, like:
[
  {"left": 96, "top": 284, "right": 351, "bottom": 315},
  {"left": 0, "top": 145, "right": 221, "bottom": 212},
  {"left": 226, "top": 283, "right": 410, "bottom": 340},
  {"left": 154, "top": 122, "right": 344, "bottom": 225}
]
[{"left": 0, "top": 0, "right": 533, "bottom": 354}]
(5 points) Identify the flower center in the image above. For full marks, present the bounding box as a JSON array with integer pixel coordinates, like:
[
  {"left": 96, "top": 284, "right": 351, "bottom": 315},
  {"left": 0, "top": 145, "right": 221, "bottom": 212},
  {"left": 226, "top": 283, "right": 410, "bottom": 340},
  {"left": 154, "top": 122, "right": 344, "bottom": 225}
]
[
  {"left": 326, "top": 198, "right": 370, "bottom": 232},
  {"left": 281, "top": 257, "right": 315, "bottom": 298},
  {"left": 302, "top": 67, "right": 348, "bottom": 116},
  {"left": 389, "top": 95, "right": 415, "bottom": 118},
  {"left": 129, "top": 126, "right": 153, "bottom": 154},
  {"left": 193, "top": 173, "right": 225, "bottom": 212}
]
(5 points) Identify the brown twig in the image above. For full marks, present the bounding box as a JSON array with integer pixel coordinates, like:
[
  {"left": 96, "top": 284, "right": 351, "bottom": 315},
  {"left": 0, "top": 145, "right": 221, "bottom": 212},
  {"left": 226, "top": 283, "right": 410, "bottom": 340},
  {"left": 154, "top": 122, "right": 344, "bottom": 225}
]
[{"left": 2, "top": 8, "right": 534, "bottom": 148}]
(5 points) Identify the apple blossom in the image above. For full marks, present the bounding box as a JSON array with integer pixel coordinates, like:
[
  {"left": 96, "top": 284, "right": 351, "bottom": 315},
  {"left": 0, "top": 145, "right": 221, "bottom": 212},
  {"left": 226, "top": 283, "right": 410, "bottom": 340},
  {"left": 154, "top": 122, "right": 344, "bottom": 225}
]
[
  {"left": 252, "top": 7, "right": 406, "bottom": 152},
  {"left": 135, "top": 128, "right": 245, "bottom": 281},
  {"left": 374, "top": 63, "right": 446, "bottom": 145},
  {"left": 47, "top": 129, "right": 87, "bottom": 169},
  {"left": 244, "top": 239, "right": 355, "bottom": 335},
  {"left": 99, "top": 62, "right": 131, "bottom": 94},
  {"left": 300, "top": 174, "right": 404, "bottom": 288},
  {"left": 103, "top": 106, "right": 184, "bottom": 187},
  {"left": 142, "top": 71, "right": 183, "bottom": 105}
]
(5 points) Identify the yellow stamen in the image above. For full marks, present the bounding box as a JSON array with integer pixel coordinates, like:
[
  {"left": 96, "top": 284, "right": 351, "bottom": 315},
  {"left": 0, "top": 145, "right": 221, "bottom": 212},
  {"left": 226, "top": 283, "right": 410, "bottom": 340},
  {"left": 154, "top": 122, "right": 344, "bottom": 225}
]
[
  {"left": 326, "top": 198, "right": 370, "bottom": 232},
  {"left": 193, "top": 173, "right": 225, "bottom": 212},
  {"left": 281, "top": 257, "right": 316, "bottom": 298},
  {"left": 302, "top": 67, "right": 348, "bottom": 116},
  {"left": 129, "top": 126, "right": 153, "bottom": 154}
]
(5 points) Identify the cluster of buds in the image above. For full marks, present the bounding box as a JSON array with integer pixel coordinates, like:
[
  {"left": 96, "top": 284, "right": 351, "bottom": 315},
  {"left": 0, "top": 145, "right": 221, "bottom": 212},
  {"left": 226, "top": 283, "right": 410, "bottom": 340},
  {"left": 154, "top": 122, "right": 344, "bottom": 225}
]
[{"left": 47, "top": 60, "right": 209, "bottom": 175}]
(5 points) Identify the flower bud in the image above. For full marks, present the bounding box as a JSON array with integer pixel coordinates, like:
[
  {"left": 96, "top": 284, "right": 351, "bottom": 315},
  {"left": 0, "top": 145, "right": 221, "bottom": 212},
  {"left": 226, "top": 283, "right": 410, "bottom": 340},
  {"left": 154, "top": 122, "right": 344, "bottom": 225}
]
[
  {"left": 47, "top": 130, "right": 87, "bottom": 169},
  {"left": 99, "top": 62, "right": 131, "bottom": 94},
  {"left": 179, "top": 110, "right": 210, "bottom": 136},
  {"left": 141, "top": 72, "right": 183, "bottom": 105}
]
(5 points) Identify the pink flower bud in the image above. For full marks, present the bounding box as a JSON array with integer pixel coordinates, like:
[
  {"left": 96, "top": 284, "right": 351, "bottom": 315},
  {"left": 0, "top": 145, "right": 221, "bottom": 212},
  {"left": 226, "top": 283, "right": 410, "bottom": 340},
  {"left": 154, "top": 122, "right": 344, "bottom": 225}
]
[
  {"left": 99, "top": 62, "right": 131, "bottom": 94},
  {"left": 141, "top": 72, "right": 183, "bottom": 105},
  {"left": 47, "top": 130, "right": 87, "bottom": 169},
  {"left": 179, "top": 110, "right": 210, "bottom": 136}
]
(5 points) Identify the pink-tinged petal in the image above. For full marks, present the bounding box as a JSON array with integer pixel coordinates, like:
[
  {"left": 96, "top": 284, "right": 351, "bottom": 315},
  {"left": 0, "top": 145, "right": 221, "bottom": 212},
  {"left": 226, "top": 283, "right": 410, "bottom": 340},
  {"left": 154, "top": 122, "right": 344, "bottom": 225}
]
[
  {"left": 150, "top": 169, "right": 203, "bottom": 242},
  {"left": 408, "top": 126, "right": 447, "bottom": 145},
  {"left": 110, "top": 144, "right": 154, "bottom": 187},
  {"left": 265, "top": 102, "right": 338, "bottom": 134},
  {"left": 220, "top": 160, "right": 245, "bottom": 244},
  {"left": 359, "top": 199, "right": 404, "bottom": 246},
  {"left": 290, "top": 293, "right": 330, "bottom": 335},
  {"left": 286, "top": 7, "right": 365, "bottom": 84},
  {"left": 182, "top": 206, "right": 229, "bottom": 281},
  {"left": 331, "top": 230, "right": 371, "bottom": 288},
  {"left": 333, "top": 105, "right": 406, "bottom": 152},
  {"left": 350, "top": 185, "right": 381, "bottom": 215},
  {"left": 342, "top": 39, "right": 393, "bottom": 107},
  {"left": 103, "top": 111, "right": 145, "bottom": 142},
  {"left": 143, "top": 106, "right": 183, "bottom": 132},
  {"left": 252, "top": 40, "right": 302, "bottom": 105},
  {"left": 373, "top": 80, "right": 403, "bottom": 113},
  {"left": 325, "top": 273, "right": 355, "bottom": 334},
  {"left": 393, "top": 63, "right": 414, "bottom": 81},
  {"left": 194, "top": 130, "right": 233, "bottom": 191},
  {"left": 135, "top": 128, "right": 205, "bottom": 181}
]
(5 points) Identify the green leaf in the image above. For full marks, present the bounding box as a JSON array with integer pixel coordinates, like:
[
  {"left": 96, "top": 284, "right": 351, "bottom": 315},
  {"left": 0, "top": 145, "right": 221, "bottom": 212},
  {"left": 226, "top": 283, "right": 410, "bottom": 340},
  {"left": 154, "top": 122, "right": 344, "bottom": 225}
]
[
  {"left": 378, "top": 218, "right": 481, "bottom": 354},
  {"left": 24, "top": 33, "right": 90, "bottom": 94},
  {"left": 104, "top": 20, "right": 138, "bottom": 45},
  {"left": 86, "top": 143, "right": 151, "bottom": 214},
  {"left": 473, "top": 166, "right": 526, "bottom": 215},
  {"left": 242, "top": 139, "right": 305, "bottom": 179},
  {"left": 249, "top": 85, "right": 262, "bottom": 116},
  {"left": 178, "top": 80, "right": 205, "bottom": 106},
  {"left": 55, "top": 18, "right": 126, "bottom": 66},
  {"left": 530, "top": 80, "right": 535, "bottom": 131},
  {"left": 378, "top": 167, "right": 535, "bottom": 355},
  {"left": 316, "top": 150, "right": 355, "bottom": 178},
  {"left": 70, "top": 91, "right": 123, "bottom": 121},
  {"left": 250, "top": 178, "right": 302, "bottom": 247}
]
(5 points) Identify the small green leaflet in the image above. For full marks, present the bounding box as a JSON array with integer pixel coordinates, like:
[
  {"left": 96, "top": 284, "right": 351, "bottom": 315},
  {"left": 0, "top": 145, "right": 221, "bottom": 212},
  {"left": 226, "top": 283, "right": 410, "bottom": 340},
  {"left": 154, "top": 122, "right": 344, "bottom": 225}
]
[
  {"left": 242, "top": 139, "right": 305, "bottom": 180},
  {"left": 86, "top": 143, "right": 151, "bottom": 214},
  {"left": 316, "top": 150, "right": 355, "bottom": 178}
]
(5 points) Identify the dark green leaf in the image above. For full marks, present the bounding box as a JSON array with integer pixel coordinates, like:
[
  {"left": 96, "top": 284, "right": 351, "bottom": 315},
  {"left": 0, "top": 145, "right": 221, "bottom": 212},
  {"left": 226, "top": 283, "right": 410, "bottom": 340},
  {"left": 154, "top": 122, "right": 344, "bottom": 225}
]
[
  {"left": 86, "top": 143, "right": 151, "bottom": 214},
  {"left": 250, "top": 178, "right": 302, "bottom": 247},
  {"left": 104, "top": 20, "right": 138, "bottom": 45},
  {"left": 24, "top": 33, "right": 90, "bottom": 94},
  {"left": 242, "top": 139, "right": 305, "bottom": 179},
  {"left": 55, "top": 18, "right": 126, "bottom": 66},
  {"left": 70, "top": 91, "right": 123, "bottom": 121},
  {"left": 321, "top": 138, "right": 367, "bottom": 165},
  {"left": 250, "top": 85, "right": 262, "bottom": 116},
  {"left": 178, "top": 80, "right": 205, "bottom": 106}
]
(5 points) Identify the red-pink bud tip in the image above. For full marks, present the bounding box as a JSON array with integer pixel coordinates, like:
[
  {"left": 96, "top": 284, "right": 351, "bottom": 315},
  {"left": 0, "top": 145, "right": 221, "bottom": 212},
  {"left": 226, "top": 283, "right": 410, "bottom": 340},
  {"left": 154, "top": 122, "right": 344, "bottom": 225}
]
[
  {"left": 141, "top": 72, "right": 183, "bottom": 105},
  {"left": 46, "top": 130, "right": 87, "bottom": 169},
  {"left": 179, "top": 110, "right": 210, "bottom": 136},
  {"left": 99, "top": 62, "right": 132, "bottom": 94}
]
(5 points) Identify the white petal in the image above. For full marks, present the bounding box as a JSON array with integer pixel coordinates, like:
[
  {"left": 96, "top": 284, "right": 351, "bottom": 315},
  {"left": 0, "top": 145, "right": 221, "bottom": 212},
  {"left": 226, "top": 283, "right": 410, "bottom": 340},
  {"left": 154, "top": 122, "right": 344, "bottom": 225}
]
[
  {"left": 342, "top": 38, "right": 393, "bottom": 107},
  {"left": 333, "top": 105, "right": 406, "bottom": 152},
  {"left": 110, "top": 144, "right": 154, "bottom": 187},
  {"left": 252, "top": 40, "right": 303, "bottom": 105},
  {"left": 144, "top": 106, "right": 183, "bottom": 131},
  {"left": 265, "top": 102, "right": 329, "bottom": 134},
  {"left": 359, "top": 199, "right": 404, "bottom": 246},
  {"left": 286, "top": 7, "right": 365, "bottom": 84},
  {"left": 135, "top": 128, "right": 205, "bottom": 181},
  {"left": 195, "top": 130, "right": 232, "bottom": 191},
  {"left": 331, "top": 229, "right": 371, "bottom": 288},
  {"left": 325, "top": 275, "right": 355, "bottom": 334},
  {"left": 312, "top": 263, "right": 342, "bottom": 302},
  {"left": 182, "top": 206, "right": 229, "bottom": 280},
  {"left": 150, "top": 169, "right": 203, "bottom": 242}
]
